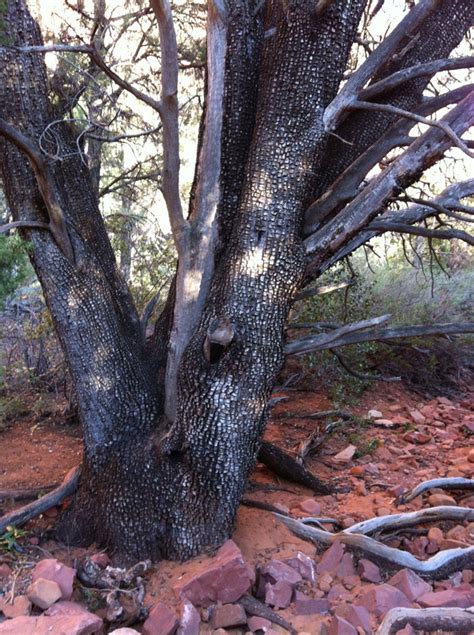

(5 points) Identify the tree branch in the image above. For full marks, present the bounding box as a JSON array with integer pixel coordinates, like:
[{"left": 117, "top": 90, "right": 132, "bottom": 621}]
[
  {"left": 295, "top": 279, "right": 356, "bottom": 301},
  {"left": 360, "top": 55, "right": 474, "bottom": 101},
  {"left": 323, "top": 0, "right": 442, "bottom": 131},
  {"left": 376, "top": 607, "right": 474, "bottom": 635},
  {"left": 304, "top": 92, "right": 474, "bottom": 275},
  {"left": 366, "top": 221, "right": 474, "bottom": 245},
  {"left": 0, "top": 118, "right": 74, "bottom": 261},
  {"left": 0, "top": 220, "right": 50, "bottom": 233}
]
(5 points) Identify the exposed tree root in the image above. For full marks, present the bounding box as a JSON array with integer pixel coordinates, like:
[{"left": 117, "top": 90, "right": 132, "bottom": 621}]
[
  {"left": 276, "top": 512, "right": 474, "bottom": 579},
  {"left": 239, "top": 594, "right": 297, "bottom": 635},
  {"left": 258, "top": 441, "right": 332, "bottom": 494},
  {"left": 0, "top": 466, "right": 80, "bottom": 534},
  {"left": 376, "top": 606, "right": 474, "bottom": 635},
  {"left": 397, "top": 477, "right": 474, "bottom": 504},
  {"left": 0, "top": 484, "right": 57, "bottom": 501},
  {"left": 339, "top": 505, "right": 474, "bottom": 535}
]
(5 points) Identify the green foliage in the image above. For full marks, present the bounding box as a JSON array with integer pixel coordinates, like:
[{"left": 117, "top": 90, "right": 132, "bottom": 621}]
[
  {"left": 0, "top": 235, "right": 32, "bottom": 309},
  {"left": 0, "top": 526, "right": 27, "bottom": 552},
  {"left": 0, "top": 396, "right": 28, "bottom": 432}
]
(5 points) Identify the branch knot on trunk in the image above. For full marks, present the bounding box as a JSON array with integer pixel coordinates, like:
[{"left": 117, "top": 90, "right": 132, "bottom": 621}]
[{"left": 203, "top": 316, "right": 235, "bottom": 364}]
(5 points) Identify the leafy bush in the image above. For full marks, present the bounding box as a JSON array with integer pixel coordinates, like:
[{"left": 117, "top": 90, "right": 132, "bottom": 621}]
[{"left": 0, "top": 235, "right": 32, "bottom": 308}]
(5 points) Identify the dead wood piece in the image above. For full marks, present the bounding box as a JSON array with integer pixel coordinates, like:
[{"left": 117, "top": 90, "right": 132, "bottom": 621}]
[
  {"left": 275, "top": 514, "right": 474, "bottom": 579},
  {"left": 239, "top": 594, "right": 297, "bottom": 635},
  {"left": 344, "top": 506, "right": 474, "bottom": 535},
  {"left": 376, "top": 607, "right": 474, "bottom": 635},
  {"left": 0, "top": 466, "right": 80, "bottom": 535},
  {"left": 397, "top": 477, "right": 474, "bottom": 504},
  {"left": 258, "top": 441, "right": 332, "bottom": 494},
  {"left": 241, "top": 498, "right": 289, "bottom": 515},
  {"left": 0, "top": 484, "right": 57, "bottom": 502}
]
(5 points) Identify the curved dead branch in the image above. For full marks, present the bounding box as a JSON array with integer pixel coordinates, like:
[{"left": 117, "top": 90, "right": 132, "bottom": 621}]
[
  {"left": 276, "top": 512, "right": 474, "bottom": 579},
  {"left": 376, "top": 606, "right": 474, "bottom": 635},
  {"left": 397, "top": 477, "right": 474, "bottom": 505},
  {"left": 0, "top": 466, "right": 80, "bottom": 535}
]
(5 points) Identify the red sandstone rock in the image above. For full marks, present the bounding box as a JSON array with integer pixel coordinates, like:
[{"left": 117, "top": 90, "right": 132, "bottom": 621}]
[
  {"left": 177, "top": 601, "right": 200, "bottom": 635},
  {"left": 247, "top": 616, "right": 272, "bottom": 632},
  {"left": 333, "top": 445, "right": 357, "bottom": 464},
  {"left": 173, "top": 540, "right": 254, "bottom": 607},
  {"left": 260, "top": 559, "right": 302, "bottom": 587},
  {"left": 334, "top": 604, "right": 371, "bottom": 633},
  {"left": 0, "top": 564, "right": 12, "bottom": 579},
  {"left": 27, "top": 578, "right": 62, "bottom": 609},
  {"left": 294, "top": 590, "right": 329, "bottom": 615},
  {"left": 336, "top": 553, "right": 356, "bottom": 579},
  {"left": 282, "top": 552, "right": 316, "bottom": 583},
  {"left": 297, "top": 498, "right": 322, "bottom": 515},
  {"left": 357, "top": 559, "right": 382, "bottom": 583},
  {"left": 327, "top": 615, "right": 358, "bottom": 635},
  {"left": 0, "top": 612, "right": 102, "bottom": 634},
  {"left": 355, "top": 584, "right": 411, "bottom": 617},
  {"left": 210, "top": 603, "right": 246, "bottom": 628},
  {"left": 417, "top": 587, "right": 474, "bottom": 608},
  {"left": 265, "top": 580, "right": 293, "bottom": 609},
  {"left": 142, "top": 602, "right": 179, "bottom": 635},
  {"left": 317, "top": 540, "right": 345, "bottom": 576},
  {"left": 388, "top": 569, "right": 431, "bottom": 601},
  {"left": 0, "top": 595, "right": 32, "bottom": 618},
  {"left": 427, "top": 493, "right": 457, "bottom": 506},
  {"left": 31, "top": 558, "right": 76, "bottom": 600}
]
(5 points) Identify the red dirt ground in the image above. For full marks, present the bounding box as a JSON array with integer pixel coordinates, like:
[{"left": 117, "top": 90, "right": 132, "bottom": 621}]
[{"left": 0, "top": 380, "right": 473, "bottom": 632}]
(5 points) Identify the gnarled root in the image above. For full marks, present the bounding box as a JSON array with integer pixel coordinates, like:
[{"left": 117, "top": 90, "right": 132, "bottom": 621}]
[
  {"left": 376, "top": 606, "right": 474, "bottom": 635},
  {"left": 397, "top": 477, "right": 474, "bottom": 504}
]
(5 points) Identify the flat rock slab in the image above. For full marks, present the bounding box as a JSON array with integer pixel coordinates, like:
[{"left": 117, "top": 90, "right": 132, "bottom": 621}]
[{"left": 0, "top": 612, "right": 102, "bottom": 635}]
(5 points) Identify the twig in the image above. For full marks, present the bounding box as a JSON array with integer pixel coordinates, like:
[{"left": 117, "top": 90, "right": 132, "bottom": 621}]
[
  {"left": 295, "top": 279, "right": 356, "bottom": 301},
  {"left": 365, "top": 221, "right": 474, "bottom": 245},
  {"left": 331, "top": 349, "right": 401, "bottom": 382}
]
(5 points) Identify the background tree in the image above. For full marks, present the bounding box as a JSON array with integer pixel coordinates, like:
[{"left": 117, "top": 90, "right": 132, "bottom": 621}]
[{"left": 0, "top": 0, "right": 473, "bottom": 562}]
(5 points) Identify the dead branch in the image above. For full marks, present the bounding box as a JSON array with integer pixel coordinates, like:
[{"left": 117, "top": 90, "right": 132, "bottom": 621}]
[
  {"left": 366, "top": 221, "right": 474, "bottom": 245},
  {"left": 304, "top": 85, "right": 474, "bottom": 233},
  {"left": 323, "top": 0, "right": 440, "bottom": 131},
  {"left": 0, "top": 467, "right": 80, "bottom": 535},
  {"left": 258, "top": 441, "right": 332, "bottom": 494},
  {"left": 0, "top": 484, "right": 57, "bottom": 501},
  {"left": 304, "top": 92, "right": 474, "bottom": 275},
  {"left": 331, "top": 349, "right": 401, "bottom": 382},
  {"left": 285, "top": 314, "right": 391, "bottom": 356},
  {"left": 342, "top": 505, "right": 474, "bottom": 536},
  {"left": 376, "top": 607, "right": 474, "bottom": 635},
  {"left": 0, "top": 118, "right": 74, "bottom": 261},
  {"left": 0, "top": 220, "right": 50, "bottom": 234},
  {"left": 351, "top": 100, "right": 474, "bottom": 158},
  {"left": 361, "top": 56, "right": 474, "bottom": 101},
  {"left": 276, "top": 513, "right": 474, "bottom": 579},
  {"left": 397, "top": 477, "right": 474, "bottom": 505},
  {"left": 295, "top": 279, "right": 355, "bottom": 301},
  {"left": 287, "top": 322, "right": 474, "bottom": 355}
]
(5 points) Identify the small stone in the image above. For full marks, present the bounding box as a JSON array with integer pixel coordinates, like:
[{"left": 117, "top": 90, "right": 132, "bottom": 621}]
[
  {"left": 0, "top": 595, "right": 32, "bottom": 618},
  {"left": 294, "top": 591, "right": 329, "bottom": 615},
  {"left": 462, "top": 569, "right": 473, "bottom": 583},
  {"left": 336, "top": 553, "right": 356, "bottom": 578},
  {"left": 355, "top": 584, "right": 411, "bottom": 617},
  {"left": 31, "top": 558, "right": 76, "bottom": 600},
  {"left": 341, "top": 517, "right": 356, "bottom": 529},
  {"left": 409, "top": 410, "right": 426, "bottom": 425},
  {"left": 0, "top": 564, "right": 12, "bottom": 579},
  {"left": 357, "top": 559, "right": 382, "bottom": 583},
  {"left": 317, "top": 540, "right": 345, "bottom": 576},
  {"left": 418, "top": 587, "right": 474, "bottom": 608},
  {"left": 388, "top": 569, "right": 431, "bottom": 601},
  {"left": 427, "top": 527, "right": 444, "bottom": 542},
  {"left": 27, "top": 578, "right": 62, "bottom": 609},
  {"left": 334, "top": 604, "right": 371, "bottom": 633},
  {"left": 327, "top": 583, "right": 349, "bottom": 603},
  {"left": 468, "top": 449, "right": 474, "bottom": 463},
  {"left": 297, "top": 499, "right": 322, "bottom": 515},
  {"left": 143, "top": 602, "right": 179, "bottom": 635},
  {"left": 282, "top": 552, "right": 316, "bottom": 583},
  {"left": 350, "top": 466, "right": 365, "bottom": 476},
  {"left": 445, "top": 525, "right": 467, "bottom": 542},
  {"left": 318, "top": 572, "right": 333, "bottom": 593},
  {"left": 265, "top": 580, "right": 293, "bottom": 609},
  {"left": 333, "top": 445, "right": 357, "bottom": 464},
  {"left": 368, "top": 410, "right": 383, "bottom": 419},
  {"left": 260, "top": 559, "right": 302, "bottom": 587},
  {"left": 0, "top": 613, "right": 102, "bottom": 634},
  {"left": 376, "top": 506, "right": 392, "bottom": 517},
  {"left": 374, "top": 419, "right": 396, "bottom": 429},
  {"left": 427, "top": 493, "right": 457, "bottom": 507},
  {"left": 327, "top": 615, "right": 357, "bottom": 635},
  {"left": 178, "top": 601, "right": 200, "bottom": 635},
  {"left": 409, "top": 536, "right": 428, "bottom": 558},
  {"left": 211, "top": 604, "right": 246, "bottom": 629},
  {"left": 247, "top": 616, "right": 272, "bottom": 632},
  {"left": 109, "top": 629, "right": 141, "bottom": 634}
]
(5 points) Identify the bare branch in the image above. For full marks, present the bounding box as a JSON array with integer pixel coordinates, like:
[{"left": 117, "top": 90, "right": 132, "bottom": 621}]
[
  {"left": 360, "top": 56, "right": 474, "bottom": 101},
  {"left": 149, "top": 0, "right": 187, "bottom": 248},
  {"left": 352, "top": 100, "right": 474, "bottom": 158},
  {"left": 323, "top": 0, "right": 441, "bottom": 131},
  {"left": 376, "top": 607, "right": 474, "bottom": 635},
  {"left": 304, "top": 84, "right": 474, "bottom": 234},
  {"left": 295, "top": 279, "right": 356, "bottom": 301},
  {"left": 397, "top": 477, "right": 474, "bottom": 505},
  {"left": 285, "top": 314, "right": 392, "bottom": 356},
  {"left": 366, "top": 221, "right": 474, "bottom": 245},
  {"left": 286, "top": 322, "right": 474, "bottom": 355},
  {"left": 304, "top": 92, "right": 474, "bottom": 274},
  {"left": 331, "top": 349, "right": 401, "bottom": 382},
  {"left": 0, "top": 220, "right": 50, "bottom": 233},
  {"left": 0, "top": 118, "right": 74, "bottom": 261}
]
